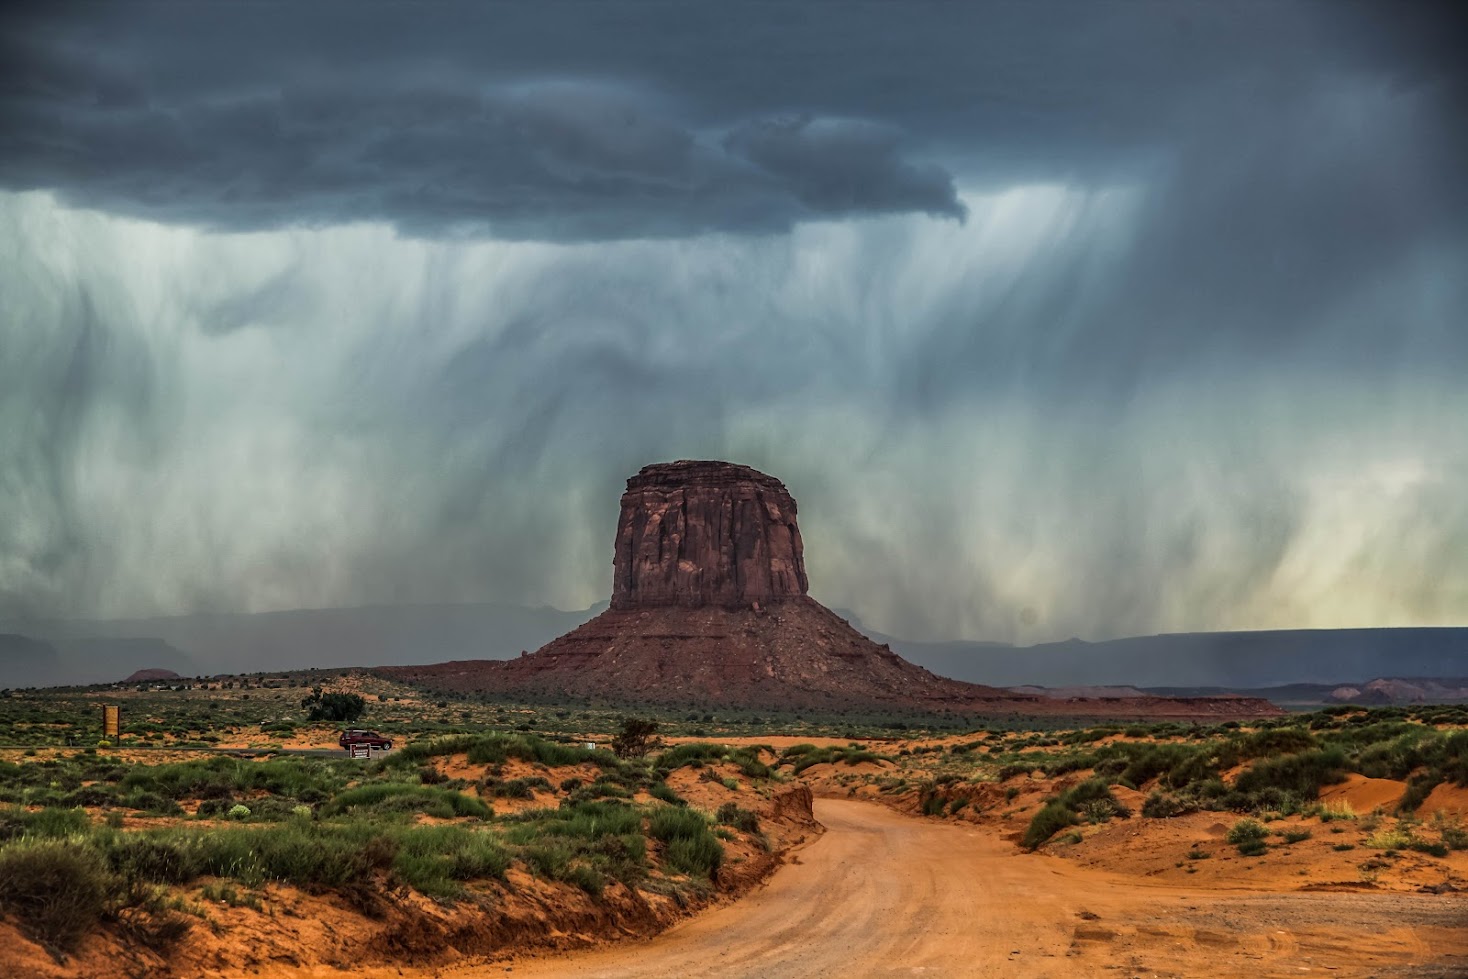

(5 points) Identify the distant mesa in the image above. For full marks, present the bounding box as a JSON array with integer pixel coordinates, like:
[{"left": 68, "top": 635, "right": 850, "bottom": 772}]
[
  {"left": 124, "top": 668, "right": 183, "bottom": 683},
  {"left": 380, "top": 461, "right": 1279, "bottom": 717},
  {"left": 1328, "top": 677, "right": 1468, "bottom": 705}
]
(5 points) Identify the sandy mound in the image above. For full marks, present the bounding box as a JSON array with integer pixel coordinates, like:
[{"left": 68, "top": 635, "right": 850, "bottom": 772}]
[
  {"left": 1319, "top": 773, "right": 1406, "bottom": 812},
  {"left": 1418, "top": 782, "right": 1468, "bottom": 817}
]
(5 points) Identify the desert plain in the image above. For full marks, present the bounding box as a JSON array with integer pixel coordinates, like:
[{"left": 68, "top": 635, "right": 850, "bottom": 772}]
[{"left": 1, "top": 672, "right": 1464, "bottom": 979}]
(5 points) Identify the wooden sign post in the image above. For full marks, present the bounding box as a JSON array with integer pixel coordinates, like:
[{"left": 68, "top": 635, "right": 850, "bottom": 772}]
[{"left": 103, "top": 705, "right": 121, "bottom": 740}]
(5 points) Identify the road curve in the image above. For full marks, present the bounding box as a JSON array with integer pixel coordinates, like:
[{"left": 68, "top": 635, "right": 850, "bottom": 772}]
[{"left": 499, "top": 798, "right": 1467, "bottom": 979}]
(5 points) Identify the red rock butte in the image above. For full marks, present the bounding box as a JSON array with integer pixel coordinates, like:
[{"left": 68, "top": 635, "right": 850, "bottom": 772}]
[
  {"left": 612, "top": 460, "right": 807, "bottom": 611},
  {"left": 382, "top": 461, "right": 1280, "bottom": 718}
]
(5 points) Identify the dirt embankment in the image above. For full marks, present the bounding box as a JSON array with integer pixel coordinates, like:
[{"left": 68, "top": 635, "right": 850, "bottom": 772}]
[{"left": 1, "top": 769, "right": 818, "bottom": 979}]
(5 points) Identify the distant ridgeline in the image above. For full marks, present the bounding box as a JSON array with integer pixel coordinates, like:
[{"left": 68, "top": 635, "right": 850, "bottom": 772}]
[
  {"left": 3, "top": 604, "right": 1466, "bottom": 699},
  {"left": 875, "top": 627, "right": 1468, "bottom": 691}
]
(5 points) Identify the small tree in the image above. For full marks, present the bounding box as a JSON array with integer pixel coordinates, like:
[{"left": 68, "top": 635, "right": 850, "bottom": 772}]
[
  {"left": 612, "top": 718, "right": 662, "bottom": 759},
  {"left": 301, "top": 687, "right": 366, "bottom": 723}
]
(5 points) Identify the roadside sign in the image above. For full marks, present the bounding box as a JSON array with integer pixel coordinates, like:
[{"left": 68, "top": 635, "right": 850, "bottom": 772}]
[{"left": 103, "top": 705, "right": 121, "bottom": 739}]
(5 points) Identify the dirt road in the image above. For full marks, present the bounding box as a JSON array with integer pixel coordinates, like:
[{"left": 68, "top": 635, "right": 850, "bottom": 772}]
[{"left": 502, "top": 798, "right": 1468, "bottom": 979}]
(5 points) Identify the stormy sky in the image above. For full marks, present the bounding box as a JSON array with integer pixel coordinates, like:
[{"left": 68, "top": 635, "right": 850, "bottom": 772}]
[{"left": 2, "top": 1, "right": 1465, "bottom": 643}]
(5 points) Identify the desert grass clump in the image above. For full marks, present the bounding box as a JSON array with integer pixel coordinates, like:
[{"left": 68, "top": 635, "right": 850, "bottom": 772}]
[
  {"left": 0, "top": 805, "right": 91, "bottom": 842},
  {"left": 1229, "top": 748, "right": 1348, "bottom": 812},
  {"left": 783, "top": 745, "right": 887, "bottom": 776},
  {"left": 1022, "top": 802, "right": 1081, "bottom": 850},
  {"left": 648, "top": 807, "right": 723, "bottom": 878},
  {"left": 393, "top": 827, "right": 511, "bottom": 897},
  {"left": 321, "top": 783, "right": 491, "bottom": 820},
  {"left": 1365, "top": 826, "right": 1413, "bottom": 851},
  {"left": 649, "top": 782, "right": 685, "bottom": 806},
  {"left": 1314, "top": 799, "right": 1356, "bottom": 822},
  {"left": 0, "top": 839, "right": 110, "bottom": 952},
  {"left": 1059, "top": 779, "right": 1131, "bottom": 822},
  {"left": 715, "top": 802, "right": 760, "bottom": 833},
  {"left": 1227, "top": 818, "right": 1269, "bottom": 855},
  {"left": 1433, "top": 813, "right": 1468, "bottom": 851},
  {"left": 1141, "top": 791, "right": 1194, "bottom": 819}
]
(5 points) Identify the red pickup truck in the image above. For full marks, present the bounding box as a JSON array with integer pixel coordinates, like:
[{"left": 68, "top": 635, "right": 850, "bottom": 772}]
[{"left": 339, "top": 729, "right": 393, "bottom": 751}]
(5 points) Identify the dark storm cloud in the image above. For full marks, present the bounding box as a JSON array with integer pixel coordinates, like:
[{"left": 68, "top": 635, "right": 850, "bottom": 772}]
[
  {"left": 1, "top": 1, "right": 1466, "bottom": 643},
  {"left": 2, "top": 1, "right": 1461, "bottom": 243},
  {"left": 0, "top": 34, "right": 965, "bottom": 238}
]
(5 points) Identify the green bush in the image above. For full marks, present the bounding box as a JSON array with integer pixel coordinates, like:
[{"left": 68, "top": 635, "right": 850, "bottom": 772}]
[
  {"left": 649, "top": 783, "right": 685, "bottom": 806},
  {"left": 648, "top": 807, "right": 723, "bottom": 878},
  {"left": 664, "top": 833, "right": 723, "bottom": 878},
  {"left": 322, "top": 783, "right": 490, "bottom": 820},
  {"left": 1232, "top": 748, "right": 1347, "bottom": 802},
  {"left": 301, "top": 688, "right": 366, "bottom": 723},
  {"left": 105, "top": 834, "right": 200, "bottom": 884},
  {"left": 1226, "top": 818, "right": 1269, "bottom": 854},
  {"left": 1406, "top": 838, "right": 1448, "bottom": 858},
  {"left": 0, "top": 839, "right": 110, "bottom": 952},
  {"left": 1022, "top": 803, "right": 1080, "bottom": 850},
  {"left": 1141, "top": 792, "right": 1193, "bottom": 819},
  {"left": 1058, "top": 779, "right": 1131, "bottom": 821},
  {"left": 0, "top": 805, "right": 91, "bottom": 841},
  {"left": 1226, "top": 818, "right": 1267, "bottom": 845},
  {"left": 715, "top": 802, "right": 760, "bottom": 833},
  {"left": 392, "top": 826, "right": 509, "bottom": 895}
]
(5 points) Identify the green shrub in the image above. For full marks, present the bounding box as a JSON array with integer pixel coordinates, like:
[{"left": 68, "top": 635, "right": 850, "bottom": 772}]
[
  {"left": 322, "top": 783, "right": 490, "bottom": 820},
  {"left": 105, "top": 835, "right": 200, "bottom": 884},
  {"left": 611, "top": 718, "right": 661, "bottom": 759},
  {"left": 1365, "top": 827, "right": 1413, "bottom": 850},
  {"left": 565, "top": 862, "right": 605, "bottom": 896},
  {"left": 0, "top": 839, "right": 110, "bottom": 952},
  {"left": 1434, "top": 814, "right": 1468, "bottom": 851},
  {"left": 1022, "top": 803, "right": 1080, "bottom": 850},
  {"left": 1227, "top": 818, "right": 1269, "bottom": 854},
  {"left": 715, "top": 803, "right": 760, "bottom": 833},
  {"left": 1058, "top": 779, "right": 1131, "bottom": 822},
  {"left": 1232, "top": 749, "right": 1348, "bottom": 803},
  {"left": 1238, "top": 728, "right": 1316, "bottom": 758},
  {"left": 663, "top": 833, "right": 723, "bottom": 878},
  {"left": 1399, "top": 775, "right": 1442, "bottom": 814},
  {"left": 648, "top": 806, "right": 708, "bottom": 844},
  {"left": 301, "top": 688, "right": 366, "bottom": 723},
  {"left": 1141, "top": 792, "right": 1193, "bottom": 819},
  {"left": 649, "top": 783, "right": 685, "bottom": 806},
  {"left": 0, "top": 806, "right": 91, "bottom": 841},
  {"left": 647, "top": 807, "right": 722, "bottom": 878},
  {"left": 1279, "top": 829, "right": 1312, "bottom": 844},
  {"left": 491, "top": 777, "right": 552, "bottom": 800},
  {"left": 389, "top": 827, "right": 510, "bottom": 896},
  {"left": 523, "top": 841, "right": 573, "bottom": 880},
  {"left": 1226, "top": 818, "right": 1268, "bottom": 845}
]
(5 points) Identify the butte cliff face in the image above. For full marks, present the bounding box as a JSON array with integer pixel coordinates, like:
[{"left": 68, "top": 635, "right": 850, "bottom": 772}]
[
  {"left": 381, "top": 461, "right": 1281, "bottom": 718},
  {"left": 612, "top": 461, "right": 807, "bottom": 611}
]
